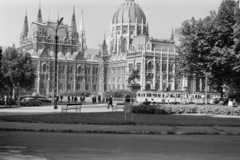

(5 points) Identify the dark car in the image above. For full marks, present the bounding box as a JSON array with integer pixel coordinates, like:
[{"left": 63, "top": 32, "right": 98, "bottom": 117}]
[
  {"left": 20, "top": 98, "right": 42, "bottom": 106},
  {"left": 36, "top": 97, "right": 51, "bottom": 103}
]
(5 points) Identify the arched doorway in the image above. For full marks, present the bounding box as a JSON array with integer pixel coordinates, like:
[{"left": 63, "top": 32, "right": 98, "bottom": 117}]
[{"left": 145, "top": 84, "right": 151, "bottom": 91}]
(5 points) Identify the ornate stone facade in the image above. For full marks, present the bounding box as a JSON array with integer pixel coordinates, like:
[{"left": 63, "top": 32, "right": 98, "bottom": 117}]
[{"left": 20, "top": 0, "right": 213, "bottom": 95}]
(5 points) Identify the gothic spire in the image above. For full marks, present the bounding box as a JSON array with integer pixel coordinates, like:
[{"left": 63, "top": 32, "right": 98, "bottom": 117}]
[
  {"left": 22, "top": 7, "right": 29, "bottom": 38},
  {"left": 171, "top": 28, "right": 174, "bottom": 40},
  {"left": 79, "top": 10, "right": 87, "bottom": 51},
  {"left": 70, "top": 5, "right": 78, "bottom": 39},
  {"left": 37, "top": 1, "right": 42, "bottom": 23},
  {"left": 79, "top": 10, "right": 84, "bottom": 31}
]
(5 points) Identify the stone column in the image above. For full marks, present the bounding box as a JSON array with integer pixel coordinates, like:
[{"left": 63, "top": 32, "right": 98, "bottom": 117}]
[
  {"left": 36, "top": 60, "right": 41, "bottom": 93},
  {"left": 47, "top": 61, "right": 50, "bottom": 95},
  {"left": 141, "top": 51, "right": 146, "bottom": 90},
  {"left": 153, "top": 49, "right": 156, "bottom": 90},
  {"left": 193, "top": 77, "right": 196, "bottom": 93},
  {"left": 65, "top": 64, "right": 67, "bottom": 91},
  {"left": 200, "top": 79, "right": 203, "bottom": 92},
  {"left": 167, "top": 49, "right": 169, "bottom": 89},
  {"left": 160, "top": 51, "right": 163, "bottom": 91},
  {"left": 73, "top": 63, "right": 76, "bottom": 91}
]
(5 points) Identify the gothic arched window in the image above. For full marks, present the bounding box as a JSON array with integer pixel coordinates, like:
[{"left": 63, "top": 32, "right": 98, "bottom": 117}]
[
  {"left": 78, "top": 66, "right": 82, "bottom": 74},
  {"left": 137, "top": 62, "right": 141, "bottom": 72},
  {"left": 129, "top": 63, "right": 133, "bottom": 73},
  {"left": 122, "top": 39, "right": 127, "bottom": 53},
  {"left": 42, "top": 64, "right": 47, "bottom": 73}
]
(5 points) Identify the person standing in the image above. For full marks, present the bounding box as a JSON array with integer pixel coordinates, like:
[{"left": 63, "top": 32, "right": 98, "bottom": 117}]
[
  {"left": 233, "top": 99, "right": 238, "bottom": 107},
  {"left": 107, "top": 95, "right": 114, "bottom": 109},
  {"left": 60, "top": 95, "right": 63, "bottom": 102},
  {"left": 228, "top": 98, "right": 233, "bottom": 107}
]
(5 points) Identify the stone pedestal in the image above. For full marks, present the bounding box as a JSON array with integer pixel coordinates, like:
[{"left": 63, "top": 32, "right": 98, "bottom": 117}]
[{"left": 127, "top": 84, "right": 141, "bottom": 92}]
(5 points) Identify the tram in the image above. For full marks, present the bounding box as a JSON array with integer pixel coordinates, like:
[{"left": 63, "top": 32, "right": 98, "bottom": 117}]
[{"left": 136, "top": 90, "right": 221, "bottom": 104}]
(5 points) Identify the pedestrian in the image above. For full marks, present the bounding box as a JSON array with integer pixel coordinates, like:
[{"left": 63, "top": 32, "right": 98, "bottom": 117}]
[
  {"left": 228, "top": 98, "right": 233, "bottom": 107},
  {"left": 68, "top": 96, "right": 70, "bottom": 103},
  {"left": 74, "top": 96, "right": 77, "bottom": 102},
  {"left": 98, "top": 95, "right": 101, "bottom": 103},
  {"left": 151, "top": 98, "right": 155, "bottom": 104},
  {"left": 106, "top": 97, "right": 109, "bottom": 104},
  {"left": 162, "top": 98, "right": 165, "bottom": 105},
  {"left": 60, "top": 95, "right": 63, "bottom": 102},
  {"left": 92, "top": 95, "right": 94, "bottom": 104},
  {"left": 71, "top": 96, "right": 74, "bottom": 102},
  {"left": 80, "top": 96, "right": 82, "bottom": 103},
  {"left": 233, "top": 99, "right": 238, "bottom": 107},
  {"left": 131, "top": 98, "right": 134, "bottom": 104},
  {"left": 107, "top": 95, "right": 114, "bottom": 109}
]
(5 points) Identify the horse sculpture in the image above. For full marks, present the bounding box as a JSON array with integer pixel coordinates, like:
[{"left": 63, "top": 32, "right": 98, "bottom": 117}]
[{"left": 128, "top": 69, "right": 140, "bottom": 84}]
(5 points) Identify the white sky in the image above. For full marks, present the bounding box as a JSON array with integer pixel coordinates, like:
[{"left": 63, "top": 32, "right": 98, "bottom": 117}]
[{"left": 0, "top": 0, "right": 223, "bottom": 48}]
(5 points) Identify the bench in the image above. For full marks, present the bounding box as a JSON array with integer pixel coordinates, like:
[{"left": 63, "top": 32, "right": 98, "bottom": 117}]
[
  {"left": 112, "top": 103, "right": 125, "bottom": 112},
  {"left": 62, "top": 103, "right": 82, "bottom": 113}
]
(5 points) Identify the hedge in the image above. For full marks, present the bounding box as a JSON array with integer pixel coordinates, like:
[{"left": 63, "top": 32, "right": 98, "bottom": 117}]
[{"left": 132, "top": 105, "right": 240, "bottom": 116}]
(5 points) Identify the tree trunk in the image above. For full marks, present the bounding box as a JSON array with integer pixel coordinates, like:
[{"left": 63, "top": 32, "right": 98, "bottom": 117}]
[{"left": 8, "top": 88, "right": 13, "bottom": 107}]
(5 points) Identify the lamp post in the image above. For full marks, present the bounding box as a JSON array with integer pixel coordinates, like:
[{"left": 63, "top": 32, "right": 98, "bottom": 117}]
[
  {"left": 17, "top": 82, "right": 20, "bottom": 107},
  {"left": 33, "top": 18, "right": 65, "bottom": 109}
]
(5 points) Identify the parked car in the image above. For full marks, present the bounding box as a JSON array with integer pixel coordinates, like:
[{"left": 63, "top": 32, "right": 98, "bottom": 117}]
[
  {"left": 20, "top": 98, "right": 42, "bottom": 106},
  {"left": 36, "top": 97, "right": 51, "bottom": 103}
]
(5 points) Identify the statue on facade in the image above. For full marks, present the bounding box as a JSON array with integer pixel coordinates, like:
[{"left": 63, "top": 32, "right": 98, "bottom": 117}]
[{"left": 128, "top": 69, "right": 140, "bottom": 84}]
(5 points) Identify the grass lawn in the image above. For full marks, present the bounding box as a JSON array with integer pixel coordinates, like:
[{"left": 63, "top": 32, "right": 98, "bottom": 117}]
[{"left": 0, "top": 112, "right": 240, "bottom": 126}]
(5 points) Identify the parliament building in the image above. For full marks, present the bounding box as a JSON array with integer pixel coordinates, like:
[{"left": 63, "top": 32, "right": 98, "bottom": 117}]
[{"left": 20, "top": 0, "right": 215, "bottom": 96}]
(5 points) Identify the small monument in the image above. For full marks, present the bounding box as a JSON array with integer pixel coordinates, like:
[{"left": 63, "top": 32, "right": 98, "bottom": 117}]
[{"left": 127, "top": 69, "right": 141, "bottom": 92}]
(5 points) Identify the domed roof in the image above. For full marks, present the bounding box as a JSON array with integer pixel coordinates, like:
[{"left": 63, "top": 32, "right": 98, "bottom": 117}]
[{"left": 112, "top": 0, "right": 146, "bottom": 24}]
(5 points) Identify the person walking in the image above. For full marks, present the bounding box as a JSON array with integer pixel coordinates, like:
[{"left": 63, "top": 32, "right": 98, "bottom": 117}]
[
  {"left": 74, "top": 96, "right": 77, "bottom": 103},
  {"left": 107, "top": 95, "right": 114, "bottom": 109},
  {"left": 68, "top": 96, "right": 70, "bottom": 103}
]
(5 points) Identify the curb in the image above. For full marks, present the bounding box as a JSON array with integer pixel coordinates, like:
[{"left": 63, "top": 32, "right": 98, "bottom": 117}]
[{"left": 1, "top": 128, "right": 240, "bottom": 136}]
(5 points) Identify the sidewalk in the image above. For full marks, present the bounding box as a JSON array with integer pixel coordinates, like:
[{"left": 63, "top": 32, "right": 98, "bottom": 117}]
[{"left": 0, "top": 121, "right": 240, "bottom": 135}]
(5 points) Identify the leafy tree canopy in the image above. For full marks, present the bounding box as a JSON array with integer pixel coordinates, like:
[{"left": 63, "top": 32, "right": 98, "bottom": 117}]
[
  {"left": 178, "top": 0, "right": 240, "bottom": 94},
  {"left": 0, "top": 47, "right": 36, "bottom": 95}
]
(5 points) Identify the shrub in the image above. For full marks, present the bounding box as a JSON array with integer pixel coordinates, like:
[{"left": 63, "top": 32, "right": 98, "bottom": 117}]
[{"left": 132, "top": 104, "right": 240, "bottom": 116}]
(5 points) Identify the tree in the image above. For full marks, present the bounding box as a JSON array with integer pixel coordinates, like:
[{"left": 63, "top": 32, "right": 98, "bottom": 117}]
[
  {"left": 0, "top": 47, "right": 36, "bottom": 104},
  {"left": 178, "top": 0, "right": 240, "bottom": 97}
]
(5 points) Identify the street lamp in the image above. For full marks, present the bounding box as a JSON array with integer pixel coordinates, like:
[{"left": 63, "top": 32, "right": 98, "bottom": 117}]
[{"left": 33, "top": 18, "right": 65, "bottom": 109}]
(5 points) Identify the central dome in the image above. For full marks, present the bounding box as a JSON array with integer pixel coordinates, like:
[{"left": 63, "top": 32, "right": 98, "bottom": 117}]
[{"left": 112, "top": 0, "right": 146, "bottom": 24}]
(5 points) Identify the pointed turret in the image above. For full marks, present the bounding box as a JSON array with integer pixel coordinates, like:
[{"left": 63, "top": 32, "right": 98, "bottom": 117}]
[
  {"left": 70, "top": 6, "right": 78, "bottom": 39},
  {"left": 79, "top": 10, "right": 87, "bottom": 51},
  {"left": 171, "top": 28, "right": 174, "bottom": 41},
  {"left": 37, "top": 1, "right": 42, "bottom": 23},
  {"left": 100, "top": 33, "right": 108, "bottom": 57},
  {"left": 22, "top": 8, "right": 29, "bottom": 38}
]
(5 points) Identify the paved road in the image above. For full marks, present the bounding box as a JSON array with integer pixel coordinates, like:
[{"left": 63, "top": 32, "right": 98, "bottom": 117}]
[{"left": 0, "top": 131, "right": 240, "bottom": 160}]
